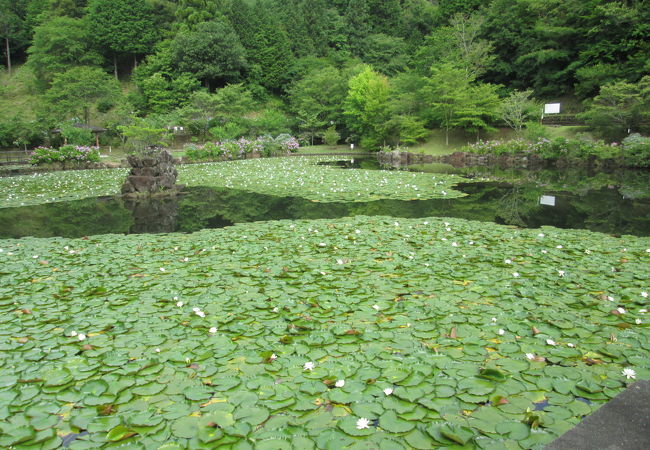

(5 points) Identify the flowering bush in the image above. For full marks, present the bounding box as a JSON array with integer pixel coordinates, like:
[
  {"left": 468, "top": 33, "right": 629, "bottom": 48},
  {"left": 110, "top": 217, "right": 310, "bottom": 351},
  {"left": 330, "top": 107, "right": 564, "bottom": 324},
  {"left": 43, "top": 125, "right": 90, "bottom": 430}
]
[
  {"left": 185, "top": 135, "right": 300, "bottom": 161},
  {"left": 30, "top": 145, "right": 100, "bottom": 165},
  {"left": 462, "top": 138, "right": 619, "bottom": 161}
]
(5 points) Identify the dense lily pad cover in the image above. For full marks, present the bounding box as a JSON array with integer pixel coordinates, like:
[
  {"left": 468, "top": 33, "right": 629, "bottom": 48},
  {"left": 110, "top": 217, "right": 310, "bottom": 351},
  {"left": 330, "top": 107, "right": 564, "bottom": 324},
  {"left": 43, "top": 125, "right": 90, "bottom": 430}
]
[
  {"left": 0, "top": 157, "right": 467, "bottom": 209},
  {"left": 0, "top": 216, "right": 648, "bottom": 449}
]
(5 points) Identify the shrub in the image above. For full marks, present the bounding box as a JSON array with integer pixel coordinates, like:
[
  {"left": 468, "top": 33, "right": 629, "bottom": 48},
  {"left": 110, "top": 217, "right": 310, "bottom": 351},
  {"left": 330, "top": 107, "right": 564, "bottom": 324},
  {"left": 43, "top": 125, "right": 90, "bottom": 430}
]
[
  {"left": 321, "top": 126, "right": 340, "bottom": 146},
  {"left": 30, "top": 145, "right": 100, "bottom": 165},
  {"left": 462, "top": 137, "right": 619, "bottom": 161},
  {"left": 184, "top": 135, "right": 300, "bottom": 161},
  {"left": 621, "top": 133, "right": 650, "bottom": 167}
]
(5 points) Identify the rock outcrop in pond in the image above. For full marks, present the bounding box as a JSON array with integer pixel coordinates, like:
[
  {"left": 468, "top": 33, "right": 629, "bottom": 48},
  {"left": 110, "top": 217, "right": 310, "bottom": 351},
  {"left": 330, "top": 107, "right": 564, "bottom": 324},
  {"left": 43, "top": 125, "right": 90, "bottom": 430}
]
[{"left": 121, "top": 149, "right": 182, "bottom": 196}]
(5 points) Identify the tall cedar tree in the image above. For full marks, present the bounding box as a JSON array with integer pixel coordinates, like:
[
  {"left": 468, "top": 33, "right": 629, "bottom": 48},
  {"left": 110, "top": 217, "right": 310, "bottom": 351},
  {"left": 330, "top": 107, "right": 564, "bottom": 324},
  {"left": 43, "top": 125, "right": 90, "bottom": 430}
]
[{"left": 86, "top": 0, "right": 159, "bottom": 77}]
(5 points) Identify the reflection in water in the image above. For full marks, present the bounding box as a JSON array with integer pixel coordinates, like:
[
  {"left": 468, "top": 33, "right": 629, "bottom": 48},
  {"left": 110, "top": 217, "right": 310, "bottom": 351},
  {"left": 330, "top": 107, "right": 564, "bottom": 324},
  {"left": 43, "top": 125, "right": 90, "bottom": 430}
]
[{"left": 0, "top": 179, "right": 648, "bottom": 239}]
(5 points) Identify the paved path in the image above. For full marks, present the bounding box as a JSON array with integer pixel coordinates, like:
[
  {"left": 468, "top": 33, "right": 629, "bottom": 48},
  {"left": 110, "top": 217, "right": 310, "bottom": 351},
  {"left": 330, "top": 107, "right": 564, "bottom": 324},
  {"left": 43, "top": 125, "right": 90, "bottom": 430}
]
[{"left": 545, "top": 381, "right": 650, "bottom": 449}]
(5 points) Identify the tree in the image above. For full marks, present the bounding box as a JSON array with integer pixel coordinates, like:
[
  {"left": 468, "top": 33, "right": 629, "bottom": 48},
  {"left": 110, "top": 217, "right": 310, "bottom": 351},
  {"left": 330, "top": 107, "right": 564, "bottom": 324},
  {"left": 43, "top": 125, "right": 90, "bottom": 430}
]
[
  {"left": 26, "top": 16, "right": 102, "bottom": 89},
  {"left": 501, "top": 89, "right": 539, "bottom": 134},
  {"left": 170, "top": 20, "right": 247, "bottom": 90},
  {"left": 243, "top": 11, "right": 295, "bottom": 92},
  {"left": 177, "top": 87, "right": 256, "bottom": 141},
  {"left": 358, "top": 33, "right": 408, "bottom": 76},
  {"left": 44, "top": 66, "right": 121, "bottom": 123},
  {"left": 415, "top": 12, "right": 494, "bottom": 80},
  {"left": 288, "top": 65, "right": 350, "bottom": 142},
  {"left": 421, "top": 63, "right": 500, "bottom": 145},
  {"left": 580, "top": 76, "right": 650, "bottom": 141},
  {"left": 0, "top": 0, "right": 26, "bottom": 76},
  {"left": 86, "top": 0, "right": 160, "bottom": 77},
  {"left": 343, "top": 66, "right": 390, "bottom": 149}
]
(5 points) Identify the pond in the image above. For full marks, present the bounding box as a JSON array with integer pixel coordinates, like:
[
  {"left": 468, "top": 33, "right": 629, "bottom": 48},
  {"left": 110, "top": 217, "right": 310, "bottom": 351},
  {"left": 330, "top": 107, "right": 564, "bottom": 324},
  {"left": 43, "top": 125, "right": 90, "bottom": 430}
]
[{"left": 0, "top": 158, "right": 648, "bottom": 238}]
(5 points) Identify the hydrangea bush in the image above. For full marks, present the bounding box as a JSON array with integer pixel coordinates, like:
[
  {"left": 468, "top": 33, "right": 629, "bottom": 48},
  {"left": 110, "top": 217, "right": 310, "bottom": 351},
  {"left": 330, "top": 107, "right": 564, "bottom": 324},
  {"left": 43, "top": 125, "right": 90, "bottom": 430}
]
[
  {"left": 30, "top": 145, "right": 101, "bottom": 165},
  {"left": 184, "top": 135, "right": 300, "bottom": 161}
]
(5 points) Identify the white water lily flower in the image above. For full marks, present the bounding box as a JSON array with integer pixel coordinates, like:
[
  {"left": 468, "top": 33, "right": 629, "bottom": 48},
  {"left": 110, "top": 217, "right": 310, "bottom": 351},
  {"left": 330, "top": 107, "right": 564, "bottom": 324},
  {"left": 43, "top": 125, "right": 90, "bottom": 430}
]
[
  {"left": 558, "top": 270, "right": 565, "bottom": 277},
  {"left": 642, "top": 292, "right": 648, "bottom": 298},
  {"left": 556, "top": 245, "right": 563, "bottom": 249},
  {"left": 209, "top": 327, "right": 217, "bottom": 334},
  {"left": 498, "top": 329, "right": 505, "bottom": 335},
  {"left": 355, "top": 229, "right": 361, "bottom": 234},
  {"left": 567, "top": 343, "right": 575, "bottom": 348},
  {"left": 394, "top": 222, "right": 399, "bottom": 226},
  {"left": 423, "top": 221, "right": 429, "bottom": 225},
  {"left": 272, "top": 307, "right": 279, "bottom": 313},
  {"left": 335, "top": 380, "right": 345, "bottom": 388},
  {"left": 176, "top": 301, "right": 183, "bottom": 307},
  {"left": 184, "top": 257, "right": 189, "bottom": 262},
  {"left": 491, "top": 317, "right": 497, "bottom": 322},
  {"left": 513, "top": 272, "right": 520, "bottom": 278},
  {"left": 336, "top": 259, "right": 344, "bottom": 265},
  {"left": 538, "top": 233, "right": 545, "bottom": 237},
  {"left": 546, "top": 339, "right": 556, "bottom": 346},
  {"left": 270, "top": 353, "right": 277, "bottom": 361},
  {"left": 622, "top": 368, "right": 636, "bottom": 379},
  {"left": 640, "top": 309, "right": 647, "bottom": 314},
  {"left": 195, "top": 311, "right": 205, "bottom": 318},
  {"left": 635, "top": 319, "right": 642, "bottom": 325},
  {"left": 155, "top": 348, "right": 160, "bottom": 353},
  {"left": 356, "top": 418, "right": 370, "bottom": 430},
  {"left": 303, "top": 361, "right": 315, "bottom": 371},
  {"left": 646, "top": 249, "right": 650, "bottom": 252},
  {"left": 383, "top": 388, "right": 393, "bottom": 396},
  {"left": 78, "top": 333, "right": 86, "bottom": 341},
  {"left": 525, "top": 353, "right": 536, "bottom": 360},
  {"left": 617, "top": 307, "right": 626, "bottom": 314},
  {"left": 504, "top": 259, "right": 512, "bottom": 264},
  {"left": 70, "top": 331, "right": 77, "bottom": 337},
  {"left": 372, "top": 304, "right": 380, "bottom": 311},
  {"left": 607, "top": 296, "right": 615, "bottom": 302},
  {"left": 159, "top": 267, "right": 165, "bottom": 272},
  {"left": 541, "top": 249, "right": 548, "bottom": 254},
  {"left": 451, "top": 242, "right": 458, "bottom": 247}
]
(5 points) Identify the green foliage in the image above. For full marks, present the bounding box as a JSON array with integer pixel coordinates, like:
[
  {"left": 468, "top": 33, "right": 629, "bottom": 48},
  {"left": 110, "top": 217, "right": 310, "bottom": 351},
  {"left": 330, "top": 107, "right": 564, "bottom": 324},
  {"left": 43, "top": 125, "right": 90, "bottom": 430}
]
[
  {"left": 246, "top": 16, "right": 295, "bottom": 91},
  {"left": 170, "top": 19, "right": 247, "bottom": 89},
  {"left": 422, "top": 63, "right": 501, "bottom": 144},
  {"left": 344, "top": 66, "right": 390, "bottom": 150},
  {"left": 26, "top": 16, "right": 102, "bottom": 89},
  {"left": 621, "top": 134, "right": 650, "bottom": 168},
  {"left": 523, "top": 121, "right": 551, "bottom": 142},
  {"left": 289, "top": 64, "right": 354, "bottom": 143},
  {"left": 0, "top": 115, "right": 45, "bottom": 149},
  {"left": 118, "top": 117, "right": 171, "bottom": 152},
  {"left": 321, "top": 126, "right": 340, "bottom": 146},
  {"left": 580, "top": 76, "right": 650, "bottom": 141},
  {"left": 139, "top": 71, "right": 200, "bottom": 114},
  {"left": 501, "top": 90, "right": 540, "bottom": 134},
  {"left": 86, "top": 0, "right": 159, "bottom": 67},
  {"left": 43, "top": 66, "right": 121, "bottom": 123},
  {"left": 415, "top": 12, "right": 495, "bottom": 79},
  {"left": 463, "top": 137, "right": 621, "bottom": 162},
  {"left": 57, "top": 121, "right": 93, "bottom": 145}
]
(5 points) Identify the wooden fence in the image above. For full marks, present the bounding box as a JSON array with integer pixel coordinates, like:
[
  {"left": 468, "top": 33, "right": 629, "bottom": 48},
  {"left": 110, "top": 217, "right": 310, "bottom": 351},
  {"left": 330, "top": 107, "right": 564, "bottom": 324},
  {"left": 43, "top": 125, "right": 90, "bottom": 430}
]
[{"left": 0, "top": 150, "right": 30, "bottom": 166}]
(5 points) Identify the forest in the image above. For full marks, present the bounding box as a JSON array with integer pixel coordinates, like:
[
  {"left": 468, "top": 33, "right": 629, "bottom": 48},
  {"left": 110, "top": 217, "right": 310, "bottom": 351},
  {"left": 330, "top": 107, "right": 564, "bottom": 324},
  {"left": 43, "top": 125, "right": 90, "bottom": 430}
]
[{"left": 0, "top": 0, "right": 649, "bottom": 151}]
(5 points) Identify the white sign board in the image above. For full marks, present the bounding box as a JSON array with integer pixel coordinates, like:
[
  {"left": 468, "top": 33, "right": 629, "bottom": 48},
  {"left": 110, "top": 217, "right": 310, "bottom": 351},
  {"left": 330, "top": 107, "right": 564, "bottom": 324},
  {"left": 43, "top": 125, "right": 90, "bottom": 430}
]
[
  {"left": 544, "top": 103, "right": 561, "bottom": 114},
  {"left": 540, "top": 195, "right": 556, "bottom": 206}
]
